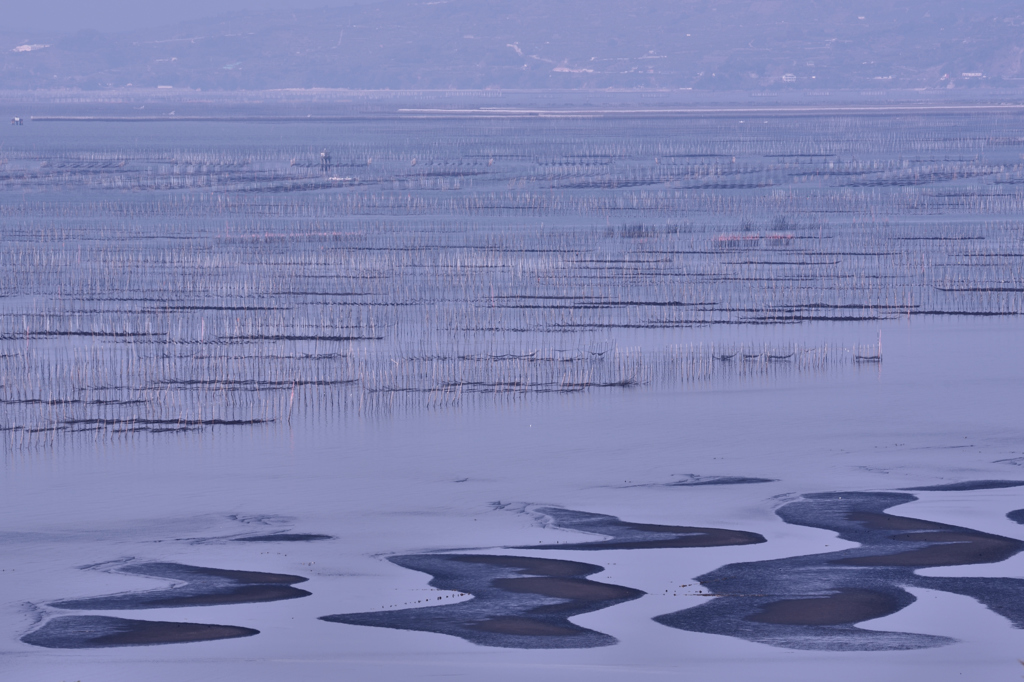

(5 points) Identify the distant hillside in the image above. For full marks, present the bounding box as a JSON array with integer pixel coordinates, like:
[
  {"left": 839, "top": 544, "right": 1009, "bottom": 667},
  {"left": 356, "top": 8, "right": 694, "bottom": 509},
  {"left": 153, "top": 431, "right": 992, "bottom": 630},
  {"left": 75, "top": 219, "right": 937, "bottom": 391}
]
[{"left": 3, "top": 0, "right": 1024, "bottom": 91}]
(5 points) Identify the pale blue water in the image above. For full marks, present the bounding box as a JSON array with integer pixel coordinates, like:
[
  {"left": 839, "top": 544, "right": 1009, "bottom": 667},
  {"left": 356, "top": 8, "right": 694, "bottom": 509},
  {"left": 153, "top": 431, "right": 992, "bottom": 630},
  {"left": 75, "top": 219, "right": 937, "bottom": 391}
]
[{"left": 2, "top": 109, "right": 1024, "bottom": 680}]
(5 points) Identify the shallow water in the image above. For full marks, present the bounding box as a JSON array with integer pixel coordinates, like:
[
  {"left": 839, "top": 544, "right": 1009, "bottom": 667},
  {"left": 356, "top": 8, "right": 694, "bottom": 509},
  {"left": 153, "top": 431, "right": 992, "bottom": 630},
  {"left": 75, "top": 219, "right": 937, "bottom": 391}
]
[
  {"left": 3, "top": 110, "right": 1024, "bottom": 679},
  {"left": 3, "top": 315, "right": 1022, "bottom": 680}
]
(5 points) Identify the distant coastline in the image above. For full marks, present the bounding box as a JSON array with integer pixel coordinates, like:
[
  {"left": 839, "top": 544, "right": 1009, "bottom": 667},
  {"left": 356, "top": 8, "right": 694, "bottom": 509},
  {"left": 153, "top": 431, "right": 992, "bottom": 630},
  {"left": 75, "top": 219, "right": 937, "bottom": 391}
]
[{"left": 25, "top": 101, "right": 1024, "bottom": 123}]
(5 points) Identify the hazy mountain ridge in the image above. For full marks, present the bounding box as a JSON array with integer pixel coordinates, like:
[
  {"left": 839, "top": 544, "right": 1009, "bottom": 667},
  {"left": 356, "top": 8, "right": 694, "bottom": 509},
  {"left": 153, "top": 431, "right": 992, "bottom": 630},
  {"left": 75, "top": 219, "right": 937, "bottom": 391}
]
[{"left": 3, "top": 0, "right": 1024, "bottom": 91}]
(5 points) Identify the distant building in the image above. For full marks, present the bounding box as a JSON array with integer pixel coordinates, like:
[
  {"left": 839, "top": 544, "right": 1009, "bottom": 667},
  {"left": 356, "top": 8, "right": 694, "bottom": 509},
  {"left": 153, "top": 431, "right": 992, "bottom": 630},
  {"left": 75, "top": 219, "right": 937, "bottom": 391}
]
[{"left": 782, "top": 73, "right": 797, "bottom": 83}]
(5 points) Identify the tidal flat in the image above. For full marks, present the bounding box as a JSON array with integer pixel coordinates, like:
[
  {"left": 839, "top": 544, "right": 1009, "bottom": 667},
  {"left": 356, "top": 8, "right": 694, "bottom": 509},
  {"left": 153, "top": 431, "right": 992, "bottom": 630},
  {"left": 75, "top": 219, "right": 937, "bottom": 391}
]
[{"left": 2, "top": 100, "right": 1024, "bottom": 681}]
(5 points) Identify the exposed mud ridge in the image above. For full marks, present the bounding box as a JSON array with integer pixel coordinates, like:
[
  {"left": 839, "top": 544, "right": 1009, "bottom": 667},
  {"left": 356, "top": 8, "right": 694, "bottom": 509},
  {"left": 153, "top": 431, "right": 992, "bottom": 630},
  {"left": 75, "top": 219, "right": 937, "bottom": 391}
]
[
  {"left": 232, "top": 533, "right": 334, "bottom": 542},
  {"left": 50, "top": 562, "right": 311, "bottom": 610},
  {"left": 517, "top": 507, "right": 766, "bottom": 550},
  {"left": 900, "top": 480, "right": 1024, "bottom": 491},
  {"left": 655, "top": 492, "right": 1024, "bottom": 651},
  {"left": 321, "top": 554, "right": 643, "bottom": 648},
  {"left": 667, "top": 475, "right": 776, "bottom": 487},
  {"left": 21, "top": 615, "right": 258, "bottom": 649}
]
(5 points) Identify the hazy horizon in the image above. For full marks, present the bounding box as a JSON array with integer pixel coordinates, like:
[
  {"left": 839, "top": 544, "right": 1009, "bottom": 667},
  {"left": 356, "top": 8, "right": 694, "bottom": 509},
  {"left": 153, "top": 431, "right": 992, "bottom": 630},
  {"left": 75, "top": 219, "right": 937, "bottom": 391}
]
[
  {"left": 3, "top": 0, "right": 375, "bottom": 34},
  {"left": 4, "top": 0, "right": 1024, "bottom": 92}
]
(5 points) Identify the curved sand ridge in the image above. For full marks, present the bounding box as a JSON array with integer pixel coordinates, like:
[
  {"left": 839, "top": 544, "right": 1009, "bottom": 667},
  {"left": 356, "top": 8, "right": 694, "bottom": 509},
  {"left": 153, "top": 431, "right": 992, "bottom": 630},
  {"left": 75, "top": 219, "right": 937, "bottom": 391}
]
[
  {"left": 323, "top": 508, "right": 764, "bottom": 647},
  {"left": 519, "top": 506, "right": 766, "bottom": 550},
  {"left": 50, "top": 562, "right": 311, "bottom": 610},
  {"left": 23, "top": 562, "right": 310, "bottom": 649},
  {"left": 656, "top": 492, "right": 1024, "bottom": 650},
  {"left": 232, "top": 533, "right": 334, "bottom": 542},
  {"left": 900, "top": 480, "right": 1024, "bottom": 492},
  {"left": 322, "top": 554, "right": 644, "bottom": 648},
  {"left": 22, "top": 616, "right": 258, "bottom": 649}
]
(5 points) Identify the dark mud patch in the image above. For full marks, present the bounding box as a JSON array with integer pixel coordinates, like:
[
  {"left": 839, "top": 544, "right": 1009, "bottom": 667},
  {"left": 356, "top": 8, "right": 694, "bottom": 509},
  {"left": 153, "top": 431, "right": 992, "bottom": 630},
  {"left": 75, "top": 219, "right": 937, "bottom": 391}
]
[
  {"left": 836, "top": 530, "right": 1020, "bottom": 567},
  {"left": 519, "top": 507, "right": 765, "bottom": 551},
  {"left": 1008, "top": 509, "right": 1024, "bottom": 524},
  {"left": 22, "top": 615, "right": 258, "bottom": 649},
  {"left": 232, "top": 533, "right": 334, "bottom": 542},
  {"left": 845, "top": 511, "right": 948, "bottom": 531},
  {"left": 469, "top": 617, "right": 580, "bottom": 636},
  {"left": 656, "top": 492, "right": 1024, "bottom": 651},
  {"left": 490, "top": 576, "right": 638, "bottom": 602},
  {"left": 901, "top": 480, "right": 1024, "bottom": 491},
  {"left": 321, "top": 554, "right": 643, "bottom": 648},
  {"left": 747, "top": 589, "right": 902, "bottom": 626},
  {"left": 51, "top": 562, "right": 310, "bottom": 610}
]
